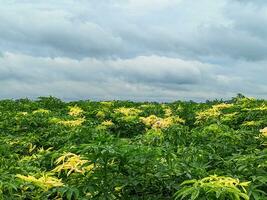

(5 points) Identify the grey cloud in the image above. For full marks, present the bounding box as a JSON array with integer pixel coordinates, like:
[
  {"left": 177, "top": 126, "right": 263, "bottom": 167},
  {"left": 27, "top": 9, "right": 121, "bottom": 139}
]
[
  {"left": 1, "top": 0, "right": 267, "bottom": 62},
  {"left": 0, "top": 52, "right": 228, "bottom": 101},
  {"left": 0, "top": 4, "right": 126, "bottom": 58},
  {"left": 234, "top": 0, "right": 267, "bottom": 4},
  {"left": 194, "top": 26, "right": 267, "bottom": 61},
  {"left": 0, "top": 0, "right": 267, "bottom": 101},
  {"left": 0, "top": 53, "right": 210, "bottom": 85},
  {"left": 1, "top": 52, "right": 266, "bottom": 101},
  {"left": 225, "top": 2, "right": 267, "bottom": 39}
]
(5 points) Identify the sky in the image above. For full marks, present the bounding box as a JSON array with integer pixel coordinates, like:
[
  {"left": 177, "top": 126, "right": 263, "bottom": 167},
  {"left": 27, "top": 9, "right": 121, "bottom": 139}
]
[{"left": 0, "top": 0, "right": 267, "bottom": 102}]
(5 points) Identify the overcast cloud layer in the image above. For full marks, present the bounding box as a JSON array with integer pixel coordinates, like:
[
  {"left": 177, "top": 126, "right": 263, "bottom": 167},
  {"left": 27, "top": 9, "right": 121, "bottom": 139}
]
[{"left": 0, "top": 0, "right": 267, "bottom": 101}]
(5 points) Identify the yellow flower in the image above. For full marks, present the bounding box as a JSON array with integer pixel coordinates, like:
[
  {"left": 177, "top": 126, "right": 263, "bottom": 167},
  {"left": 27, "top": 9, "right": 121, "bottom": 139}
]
[
  {"left": 96, "top": 111, "right": 106, "bottom": 119},
  {"left": 196, "top": 109, "right": 220, "bottom": 123},
  {"left": 256, "top": 105, "right": 267, "bottom": 111},
  {"left": 17, "top": 112, "right": 28, "bottom": 116},
  {"left": 152, "top": 118, "right": 173, "bottom": 129},
  {"left": 68, "top": 105, "right": 84, "bottom": 116},
  {"left": 141, "top": 115, "right": 184, "bottom": 129},
  {"left": 28, "top": 143, "right": 37, "bottom": 153},
  {"left": 243, "top": 121, "right": 257, "bottom": 126},
  {"left": 57, "top": 118, "right": 85, "bottom": 127},
  {"left": 83, "top": 164, "right": 95, "bottom": 171},
  {"left": 172, "top": 116, "right": 186, "bottom": 124},
  {"left": 198, "top": 175, "right": 250, "bottom": 191},
  {"left": 38, "top": 147, "right": 53, "bottom": 153},
  {"left": 140, "top": 115, "right": 160, "bottom": 127},
  {"left": 244, "top": 104, "right": 267, "bottom": 111},
  {"left": 101, "top": 120, "right": 114, "bottom": 127},
  {"left": 177, "top": 175, "right": 250, "bottom": 199},
  {"left": 221, "top": 112, "right": 238, "bottom": 122},
  {"left": 122, "top": 116, "right": 137, "bottom": 122},
  {"left": 114, "top": 107, "right": 142, "bottom": 116},
  {"left": 212, "top": 103, "right": 233, "bottom": 110},
  {"left": 52, "top": 152, "right": 94, "bottom": 176},
  {"left": 16, "top": 174, "right": 63, "bottom": 191},
  {"left": 260, "top": 127, "right": 267, "bottom": 137},
  {"left": 242, "top": 120, "right": 263, "bottom": 127},
  {"left": 114, "top": 186, "right": 123, "bottom": 192},
  {"left": 196, "top": 103, "right": 233, "bottom": 124},
  {"left": 139, "top": 104, "right": 153, "bottom": 108},
  {"left": 164, "top": 108, "right": 173, "bottom": 117},
  {"left": 100, "top": 101, "right": 113, "bottom": 107},
  {"left": 32, "top": 109, "right": 50, "bottom": 114},
  {"left": 96, "top": 120, "right": 114, "bottom": 130}
]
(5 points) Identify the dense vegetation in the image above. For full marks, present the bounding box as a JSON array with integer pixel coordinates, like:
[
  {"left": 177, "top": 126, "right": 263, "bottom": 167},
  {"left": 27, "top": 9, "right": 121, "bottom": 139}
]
[{"left": 0, "top": 95, "right": 266, "bottom": 199}]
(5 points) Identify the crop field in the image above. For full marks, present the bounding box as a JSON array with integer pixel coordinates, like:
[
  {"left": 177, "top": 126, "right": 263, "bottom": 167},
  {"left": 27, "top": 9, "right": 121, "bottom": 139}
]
[{"left": 0, "top": 95, "right": 266, "bottom": 199}]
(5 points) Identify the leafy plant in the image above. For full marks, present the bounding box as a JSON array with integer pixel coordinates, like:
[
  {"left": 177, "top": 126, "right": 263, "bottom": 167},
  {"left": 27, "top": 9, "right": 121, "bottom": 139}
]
[{"left": 175, "top": 175, "right": 250, "bottom": 200}]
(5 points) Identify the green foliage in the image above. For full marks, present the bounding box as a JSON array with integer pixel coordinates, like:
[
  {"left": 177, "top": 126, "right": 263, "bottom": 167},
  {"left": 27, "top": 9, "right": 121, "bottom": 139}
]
[{"left": 0, "top": 95, "right": 266, "bottom": 199}]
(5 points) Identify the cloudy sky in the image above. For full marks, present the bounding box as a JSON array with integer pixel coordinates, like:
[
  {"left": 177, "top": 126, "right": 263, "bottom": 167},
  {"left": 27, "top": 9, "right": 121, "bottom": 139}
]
[{"left": 0, "top": 0, "right": 267, "bottom": 101}]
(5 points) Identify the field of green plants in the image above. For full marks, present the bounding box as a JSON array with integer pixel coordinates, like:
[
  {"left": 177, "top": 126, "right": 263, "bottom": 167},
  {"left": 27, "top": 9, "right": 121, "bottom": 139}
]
[{"left": 0, "top": 95, "right": 266, "bottom": 199}]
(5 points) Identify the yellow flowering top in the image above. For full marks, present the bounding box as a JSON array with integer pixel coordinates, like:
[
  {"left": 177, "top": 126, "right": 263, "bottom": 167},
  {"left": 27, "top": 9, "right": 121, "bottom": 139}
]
[
  {"left": 139, "top": 104, "right": 153, "bottom": 109},
  {"left": 100, "top": 101, "right": 113, "bottom": 107},
  {"left": 189, "top": 175, "right": 250, "bottom": 191},
  {"left": 141, "top": 115, "right": 185, "bottom": 129},
  {"left": 195, "top": 108, "right": 221, "bottom": 123},
  {"left": 255, "top": 105, "right": 267, "bottom": 111},
  {"left": 140, "top": 115, "right": 159, "bottom": 127},
  {"left": 242, "top": 120, "right": 263, "bottom": 127},
  {"left": 56, "top": 118, "right": 85, "bottom": 127},
  {"left": 101, "top": 120, "right": 114, "bottom": 127},
  {"left": 114, "top": 107, "right": 142, "bottom": 116},
  {"left": 260, "top": 127, "right": 267, "bottom": 137},
  {"left": 68, "top": 105, "right": 84, "bottom": 117},
  {"left": 16, "top": 174, "right": 63, "bottom": 191},
  {"left": 96, "top": 111, "right": 106, "bottom": 119},
  {"left": 96, "top": 120, "right": 115, "bottom": 130},
  {"left": 196, "top": 103, "right": 233, "bottom": 123},
  {"left": 32, "top": 109, "right": 50, "bottom": 114},
  {"left": 243, "top": 104, "right": 267, "bottom": 111},
  {"left": 17, "top": 112, "right": 28, "bottom": 116},
  {"left": 164, "top": 108, "right": 173, "bottom": 117},
  {"left": 221, "top": 112, "right": 238, "bottom": 122},
  {"left": 53, "top": 152, "right": 94, "bottom": 176},
  {"left": 212, "top": 103, "right": 233, "bottom": 110}
]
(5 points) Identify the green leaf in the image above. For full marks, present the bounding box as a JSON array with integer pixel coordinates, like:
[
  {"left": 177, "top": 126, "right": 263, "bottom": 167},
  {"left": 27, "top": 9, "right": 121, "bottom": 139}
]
[
  {"left": 190, "top": 189, "right": 200, "bottom": 200},
  {"left": 175, "top": 187, "right": 194, "bottom": 200},
  {"left": 239, "top": 193, "right": 249, "bottom": 200},
  {"left": 181, "top": 179, "right": 197, "bottom": 186}
]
